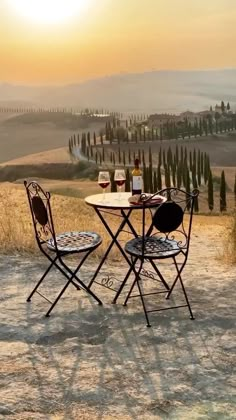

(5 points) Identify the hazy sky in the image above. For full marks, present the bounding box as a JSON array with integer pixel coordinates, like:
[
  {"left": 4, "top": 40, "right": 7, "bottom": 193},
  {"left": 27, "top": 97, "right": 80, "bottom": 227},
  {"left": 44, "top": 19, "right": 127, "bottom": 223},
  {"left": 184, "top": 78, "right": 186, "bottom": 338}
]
[{"left": 0, "top": 0, "right": 235, "bottom": 85}]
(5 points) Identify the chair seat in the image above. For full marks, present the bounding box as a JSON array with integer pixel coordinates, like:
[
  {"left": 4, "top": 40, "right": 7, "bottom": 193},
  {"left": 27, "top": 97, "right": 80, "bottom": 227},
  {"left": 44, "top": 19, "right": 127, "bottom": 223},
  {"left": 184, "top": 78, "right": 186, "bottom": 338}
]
[
  {"left": 125, "top": 236, "right": 181, "bottom": 259},
  {"left": 47, "top": 231, "right": 102, "bottom": 253}
]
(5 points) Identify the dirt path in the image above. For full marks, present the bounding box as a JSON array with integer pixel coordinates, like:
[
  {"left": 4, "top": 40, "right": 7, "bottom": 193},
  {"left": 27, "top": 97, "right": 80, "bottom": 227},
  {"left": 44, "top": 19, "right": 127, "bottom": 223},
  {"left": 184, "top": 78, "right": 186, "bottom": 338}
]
[{"left": 0, "top": 224, "right": 235, "bottom": 419}]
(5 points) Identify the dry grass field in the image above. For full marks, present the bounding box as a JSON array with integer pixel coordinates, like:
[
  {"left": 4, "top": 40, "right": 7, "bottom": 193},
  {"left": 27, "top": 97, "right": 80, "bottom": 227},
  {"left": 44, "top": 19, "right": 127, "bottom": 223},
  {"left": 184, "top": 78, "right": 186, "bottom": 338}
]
[{"left": 0, "top": 182, "right": 234, "bottom": 262}]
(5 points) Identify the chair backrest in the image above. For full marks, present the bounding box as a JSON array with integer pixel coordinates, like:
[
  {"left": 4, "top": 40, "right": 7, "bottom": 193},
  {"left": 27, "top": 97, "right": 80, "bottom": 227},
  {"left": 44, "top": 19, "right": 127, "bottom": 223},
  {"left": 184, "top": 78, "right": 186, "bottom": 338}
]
[
  {"left": 24, "top": 180, "right": 57, "bottom": 252},
  {"left": 142, "top": 187, "right": 199, "bottom": 256}
]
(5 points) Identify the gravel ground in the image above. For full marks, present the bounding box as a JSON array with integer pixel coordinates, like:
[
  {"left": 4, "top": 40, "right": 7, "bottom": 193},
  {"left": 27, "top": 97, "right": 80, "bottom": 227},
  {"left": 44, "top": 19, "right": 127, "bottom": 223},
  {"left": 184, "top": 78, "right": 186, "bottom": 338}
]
[{"left": 0, "top": 226, "right": 236, "bottom": 419}]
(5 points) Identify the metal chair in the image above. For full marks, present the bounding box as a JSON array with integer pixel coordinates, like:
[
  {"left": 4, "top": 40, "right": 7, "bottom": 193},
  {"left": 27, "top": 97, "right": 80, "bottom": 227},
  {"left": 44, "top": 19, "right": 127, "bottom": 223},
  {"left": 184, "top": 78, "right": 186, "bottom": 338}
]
[
  {"left": 119, "top": 187, "right": 199, "bottom": 327},
  {"left": 24, "top": 180, "right": 102, "bottom": 316}
]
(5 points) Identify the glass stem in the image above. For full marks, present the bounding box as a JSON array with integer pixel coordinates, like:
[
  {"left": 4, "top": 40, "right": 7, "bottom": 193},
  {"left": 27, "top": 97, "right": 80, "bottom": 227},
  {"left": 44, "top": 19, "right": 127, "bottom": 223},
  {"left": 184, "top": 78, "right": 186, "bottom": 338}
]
[{"left": 103, "top": 188, "right": 106, "bottom": 201}]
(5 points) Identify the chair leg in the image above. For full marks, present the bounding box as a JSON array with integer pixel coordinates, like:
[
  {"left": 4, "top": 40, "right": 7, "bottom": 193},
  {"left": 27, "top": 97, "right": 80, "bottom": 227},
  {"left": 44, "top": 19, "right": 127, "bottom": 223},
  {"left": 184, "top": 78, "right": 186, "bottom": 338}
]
[
  {"left": 166, "top": 257, "right": 185, "bottom": 299},
  {"left": 123, "top": 260, "right": 151, "bottom": 326},
  {"left": 149, "top": 260, "right": 170, "bottom": 291},
  {"left": 179, "top": 277, "right": 194, "bottom": 320},
  {"left": 136, "top": 278, "right": 151, "bottom": 327},
  {"left": 123, "top": 275, "right": 137, "bottom": 306},
  {"left": 59, "top": 254, "right": 103, "bottom": 305},
  {"left": 45, "top": 253, "right": 103, "bottom": 317},
  {"left": 112, "top": 257, "right": 138, "bottom": 304},
  {"left": 27, "top": 257, "right": 58, "bottom": 302}
]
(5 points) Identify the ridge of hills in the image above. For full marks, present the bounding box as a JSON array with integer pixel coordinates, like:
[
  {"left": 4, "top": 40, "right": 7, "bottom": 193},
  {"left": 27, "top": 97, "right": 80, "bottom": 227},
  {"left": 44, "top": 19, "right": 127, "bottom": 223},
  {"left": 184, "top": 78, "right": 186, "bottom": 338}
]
[{"left": 0, "top": 69, "right": 236, "bottom": 113}]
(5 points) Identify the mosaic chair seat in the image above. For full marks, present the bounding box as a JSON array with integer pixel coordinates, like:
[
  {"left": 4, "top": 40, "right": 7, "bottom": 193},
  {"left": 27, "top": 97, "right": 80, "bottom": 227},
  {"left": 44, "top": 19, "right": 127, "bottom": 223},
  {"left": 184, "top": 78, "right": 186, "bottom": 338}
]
[
  {"left": 24, "top": 180, "right": 102, "bottom": 317},
  {"left": 117, "top": 187, "right": 199, "bottom": 327}
]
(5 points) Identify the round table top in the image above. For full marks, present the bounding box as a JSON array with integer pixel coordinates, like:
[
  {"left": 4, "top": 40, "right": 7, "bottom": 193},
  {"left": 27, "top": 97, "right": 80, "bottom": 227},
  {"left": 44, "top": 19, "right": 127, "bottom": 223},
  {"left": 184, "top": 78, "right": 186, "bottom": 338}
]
[{"left": 85, "top": 192, "right": 165, "bottom": 210}]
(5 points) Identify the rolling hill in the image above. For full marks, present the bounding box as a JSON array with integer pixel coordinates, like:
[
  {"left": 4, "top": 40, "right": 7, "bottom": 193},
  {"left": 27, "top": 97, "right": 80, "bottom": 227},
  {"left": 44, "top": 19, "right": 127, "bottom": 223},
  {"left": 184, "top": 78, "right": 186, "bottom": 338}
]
[{"left": 0, "top": 69, "right": 236, "bottom": 114}]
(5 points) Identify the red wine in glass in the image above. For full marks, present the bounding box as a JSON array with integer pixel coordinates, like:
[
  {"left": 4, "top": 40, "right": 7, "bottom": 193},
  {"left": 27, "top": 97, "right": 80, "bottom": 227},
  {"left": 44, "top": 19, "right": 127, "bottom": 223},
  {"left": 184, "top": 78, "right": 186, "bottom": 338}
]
[
  {"left": 115, "top": 179, "right": 125, "bottom": 187},
  {"left": 99, "top": 181, "right": 110, "bottom": 189}
]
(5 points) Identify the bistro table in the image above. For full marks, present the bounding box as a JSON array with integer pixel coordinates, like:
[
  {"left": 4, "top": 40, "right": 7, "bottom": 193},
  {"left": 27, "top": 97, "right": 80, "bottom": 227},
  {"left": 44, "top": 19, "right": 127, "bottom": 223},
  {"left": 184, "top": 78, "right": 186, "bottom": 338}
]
[{"left": 85, "top": 191, "right": 165, "bottom": 300}]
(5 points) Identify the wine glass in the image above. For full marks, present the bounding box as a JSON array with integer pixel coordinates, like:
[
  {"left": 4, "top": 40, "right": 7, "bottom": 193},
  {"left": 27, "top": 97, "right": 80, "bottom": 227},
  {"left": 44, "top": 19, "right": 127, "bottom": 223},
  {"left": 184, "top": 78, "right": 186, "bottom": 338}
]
[
  {"left": 98, "top": 171, "right": 110, "bottom": 202},
  {"left": 114, "top": 169, "right": 126, "bottom": 200}
]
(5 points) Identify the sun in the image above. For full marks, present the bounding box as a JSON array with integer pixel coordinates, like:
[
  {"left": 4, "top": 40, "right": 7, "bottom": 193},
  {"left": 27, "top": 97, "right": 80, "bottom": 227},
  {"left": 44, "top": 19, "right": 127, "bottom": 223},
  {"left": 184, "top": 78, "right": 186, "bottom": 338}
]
[{"left": 7, "top": 0, "right": 90, "bottom": 25}]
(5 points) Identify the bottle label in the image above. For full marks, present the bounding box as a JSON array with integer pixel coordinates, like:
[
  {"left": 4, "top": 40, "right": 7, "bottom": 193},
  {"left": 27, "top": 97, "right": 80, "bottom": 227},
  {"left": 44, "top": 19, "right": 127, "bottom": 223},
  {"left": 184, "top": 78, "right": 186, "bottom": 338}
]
[{"left": 132, "top": 176, "right": 142, "bottom": 190}]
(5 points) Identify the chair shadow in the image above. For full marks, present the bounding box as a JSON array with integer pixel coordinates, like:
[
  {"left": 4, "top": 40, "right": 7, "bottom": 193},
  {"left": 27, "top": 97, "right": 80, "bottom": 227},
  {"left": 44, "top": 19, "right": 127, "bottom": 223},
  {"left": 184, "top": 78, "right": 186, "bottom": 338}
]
[{"left": 7, "top": 256, "right": 235, "bottom": 419}]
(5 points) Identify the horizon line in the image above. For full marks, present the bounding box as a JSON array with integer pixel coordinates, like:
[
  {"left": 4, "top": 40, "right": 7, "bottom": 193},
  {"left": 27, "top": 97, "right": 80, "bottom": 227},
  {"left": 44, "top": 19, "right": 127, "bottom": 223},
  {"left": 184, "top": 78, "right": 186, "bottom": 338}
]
[{"left": 0, "top": 67, "right": 236, "bottom": 88}]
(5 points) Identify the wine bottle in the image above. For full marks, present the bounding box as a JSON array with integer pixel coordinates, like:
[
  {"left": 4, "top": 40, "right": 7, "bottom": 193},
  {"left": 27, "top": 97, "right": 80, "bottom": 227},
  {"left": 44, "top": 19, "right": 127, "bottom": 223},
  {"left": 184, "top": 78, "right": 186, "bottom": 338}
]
[{"left": 132, "top": 158, "right": 142, "bottom": 195}]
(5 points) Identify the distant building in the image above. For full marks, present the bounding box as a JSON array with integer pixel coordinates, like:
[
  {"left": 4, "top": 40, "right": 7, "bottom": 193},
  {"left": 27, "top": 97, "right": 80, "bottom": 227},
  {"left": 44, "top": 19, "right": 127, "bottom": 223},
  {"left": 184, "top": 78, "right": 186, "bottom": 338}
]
[
  {"left": 215, "top": 104, "right": 223, "bottom": 114},
  {"left": 147, "top": 113, "right": 177, "bottom": 128},
  {"left": 179, "top": 111, "right": 199, "bottom": 123}
]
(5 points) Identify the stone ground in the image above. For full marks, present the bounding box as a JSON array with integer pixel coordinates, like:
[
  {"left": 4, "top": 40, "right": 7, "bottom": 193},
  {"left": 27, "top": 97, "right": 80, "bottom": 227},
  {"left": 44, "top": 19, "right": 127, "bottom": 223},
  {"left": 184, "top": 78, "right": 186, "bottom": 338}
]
[{"left": 0, "top": 225, "right": 236, "bottom": 419}]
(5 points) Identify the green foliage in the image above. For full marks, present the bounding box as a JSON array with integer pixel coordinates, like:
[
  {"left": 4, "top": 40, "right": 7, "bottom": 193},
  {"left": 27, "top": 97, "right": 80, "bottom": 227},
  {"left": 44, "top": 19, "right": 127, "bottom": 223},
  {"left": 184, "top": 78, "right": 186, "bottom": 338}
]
[
  {"left": 208, "top": 170, "right": 214, "bottom": 211},
  {"left": 110, "top": 170, "right": 117, "bottom": 192},
  {"left": 157, "top": 165, "right": 162, "bottom": 190},
  {"left": 220, "top": 170, "right": 227, "bottom": 212},
  {"left": 125, "top": 169, "right": 131, "bottom": 192}
]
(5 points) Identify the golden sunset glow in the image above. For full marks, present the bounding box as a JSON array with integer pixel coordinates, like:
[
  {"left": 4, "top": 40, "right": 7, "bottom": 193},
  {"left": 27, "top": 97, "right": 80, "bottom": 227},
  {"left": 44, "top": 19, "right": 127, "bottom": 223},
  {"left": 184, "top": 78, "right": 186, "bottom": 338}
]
[
  {"left": 7, "top": 0, "right": 90, "bottom": 24},
  {"left": 1, "top": 0, "right": 236, "bottom": 84}
]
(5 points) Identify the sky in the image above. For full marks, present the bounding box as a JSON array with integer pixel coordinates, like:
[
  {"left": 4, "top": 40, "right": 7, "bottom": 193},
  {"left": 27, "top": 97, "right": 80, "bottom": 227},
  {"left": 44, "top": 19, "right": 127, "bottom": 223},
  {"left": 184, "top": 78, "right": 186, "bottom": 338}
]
[{"left": 0, "top": 0, "right": 235, "bottom": 85}]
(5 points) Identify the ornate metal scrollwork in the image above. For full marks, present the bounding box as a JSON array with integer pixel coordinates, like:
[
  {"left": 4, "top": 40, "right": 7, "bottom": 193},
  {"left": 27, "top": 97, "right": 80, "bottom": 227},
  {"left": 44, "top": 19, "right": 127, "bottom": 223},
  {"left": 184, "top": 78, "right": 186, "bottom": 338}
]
[
  {"left": 140, "top": 268, "right": 155, "bottom": 280},
  {"left": 101, "top": 275, "right": 116, "bottom": 289}
]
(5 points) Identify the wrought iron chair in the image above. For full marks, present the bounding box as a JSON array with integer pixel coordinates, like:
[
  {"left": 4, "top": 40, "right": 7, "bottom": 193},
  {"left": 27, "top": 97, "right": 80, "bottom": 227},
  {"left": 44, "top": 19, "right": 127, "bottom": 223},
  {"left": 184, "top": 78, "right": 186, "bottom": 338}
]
[
  {"left": 24, "top": 180, "right": 102, "bottom": 316},
  {"left": 118, "top": 187, "right": 199, "bottom": 327}
]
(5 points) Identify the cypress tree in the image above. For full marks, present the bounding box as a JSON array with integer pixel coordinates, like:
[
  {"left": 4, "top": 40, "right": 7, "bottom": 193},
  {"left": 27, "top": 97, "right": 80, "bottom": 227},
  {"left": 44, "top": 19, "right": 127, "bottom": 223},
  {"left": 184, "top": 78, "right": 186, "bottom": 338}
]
[
  {"left": 194, "top": 195, "right": 199, "bottom": 213},
  {"left": 153, "top": 171, "right": 157, "bottom": 192},
  {"left": 157, "top": 165, "right": 162, "bottom": 190},
  {"left": 172, "top": 163, "right": 176, "bottom": 187},
  {"left": 165, "top": 166, "right": 171, "bottom": 188},
  {"left": 160, "top": 126, "right": 163, "bottom": 141},
  {"left": 180, "top": 146, "right": 184, "bottom": 164},
  {"left": 148, "top": 147, "right": 152, "bottom": 167},
  {"left": 220, "top": 170, "right": 227, "bottom": 212},
  {"left": 158, "top": 147, "right": 162, "bottom": 167},
  {"left": 208, "top": 170, "right": 214, "bottom": 211},
  {"left": 197, "top": 150, "right": 201, "bottom": 186},
  {"left": 138, "top": 149, "right": 141, "bottom": 162},
  {"left": 203, "top": 153, "right": 209, "bottom": 184},
  {"left": 110, "top": 171, "right": 117, "bottom": 192},
  {"left": 143, "top": 165, "right": 148, "bottom": 193},
  {"left": 142, "top": 150, "right": 146, "bottom": 167},
  {"left": 191, "top": 163, "right": 198, "bottom": 189},
  {"left": 87, "top": 132, "right": 91, "bottom": 147},
  {"left": 167, "top": 146, "right": 173, "bottom": 168},
  {"left": 175, "top": 144, "right": 179, "bottom": 165},
  {"left": 128, "top": 149, "right": 131, "bottom": 165},
  {"left": 177, "top": 162, "right": 182, "bottom": 188},
  {"left": 125, "top": 169, "right": 131, "bottom": 192},
  {"left": 189, "top": 151, "right": 192, "bottom": 171},
  {"left": 149, "top": 166, "right": 153, "bottom": 193},
  {"left": 163, "top": 149, "right": 166, "bottom": 168},
  {"left": 200, "top": 152, "right": 204, "bottom": 176},
  {"left": 123, "top": 150, "right": 126, "bottom": 167},
  {"left": 118, "top": 147, "right": 121, "bottom": 164},
  {"left": 185, "top": 167, "right": 191, "bottom": 210}
]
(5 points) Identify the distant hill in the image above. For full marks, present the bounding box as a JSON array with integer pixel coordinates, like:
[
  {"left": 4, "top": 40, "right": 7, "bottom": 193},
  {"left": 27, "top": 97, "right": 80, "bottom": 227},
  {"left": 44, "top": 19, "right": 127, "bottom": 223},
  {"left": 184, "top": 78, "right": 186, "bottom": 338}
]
[
  {"left": 2, "top": 111, "right": 111, "bottom": 129},
  {"left": 1, "top": 69, "right": 236, "bottom": 114}
]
